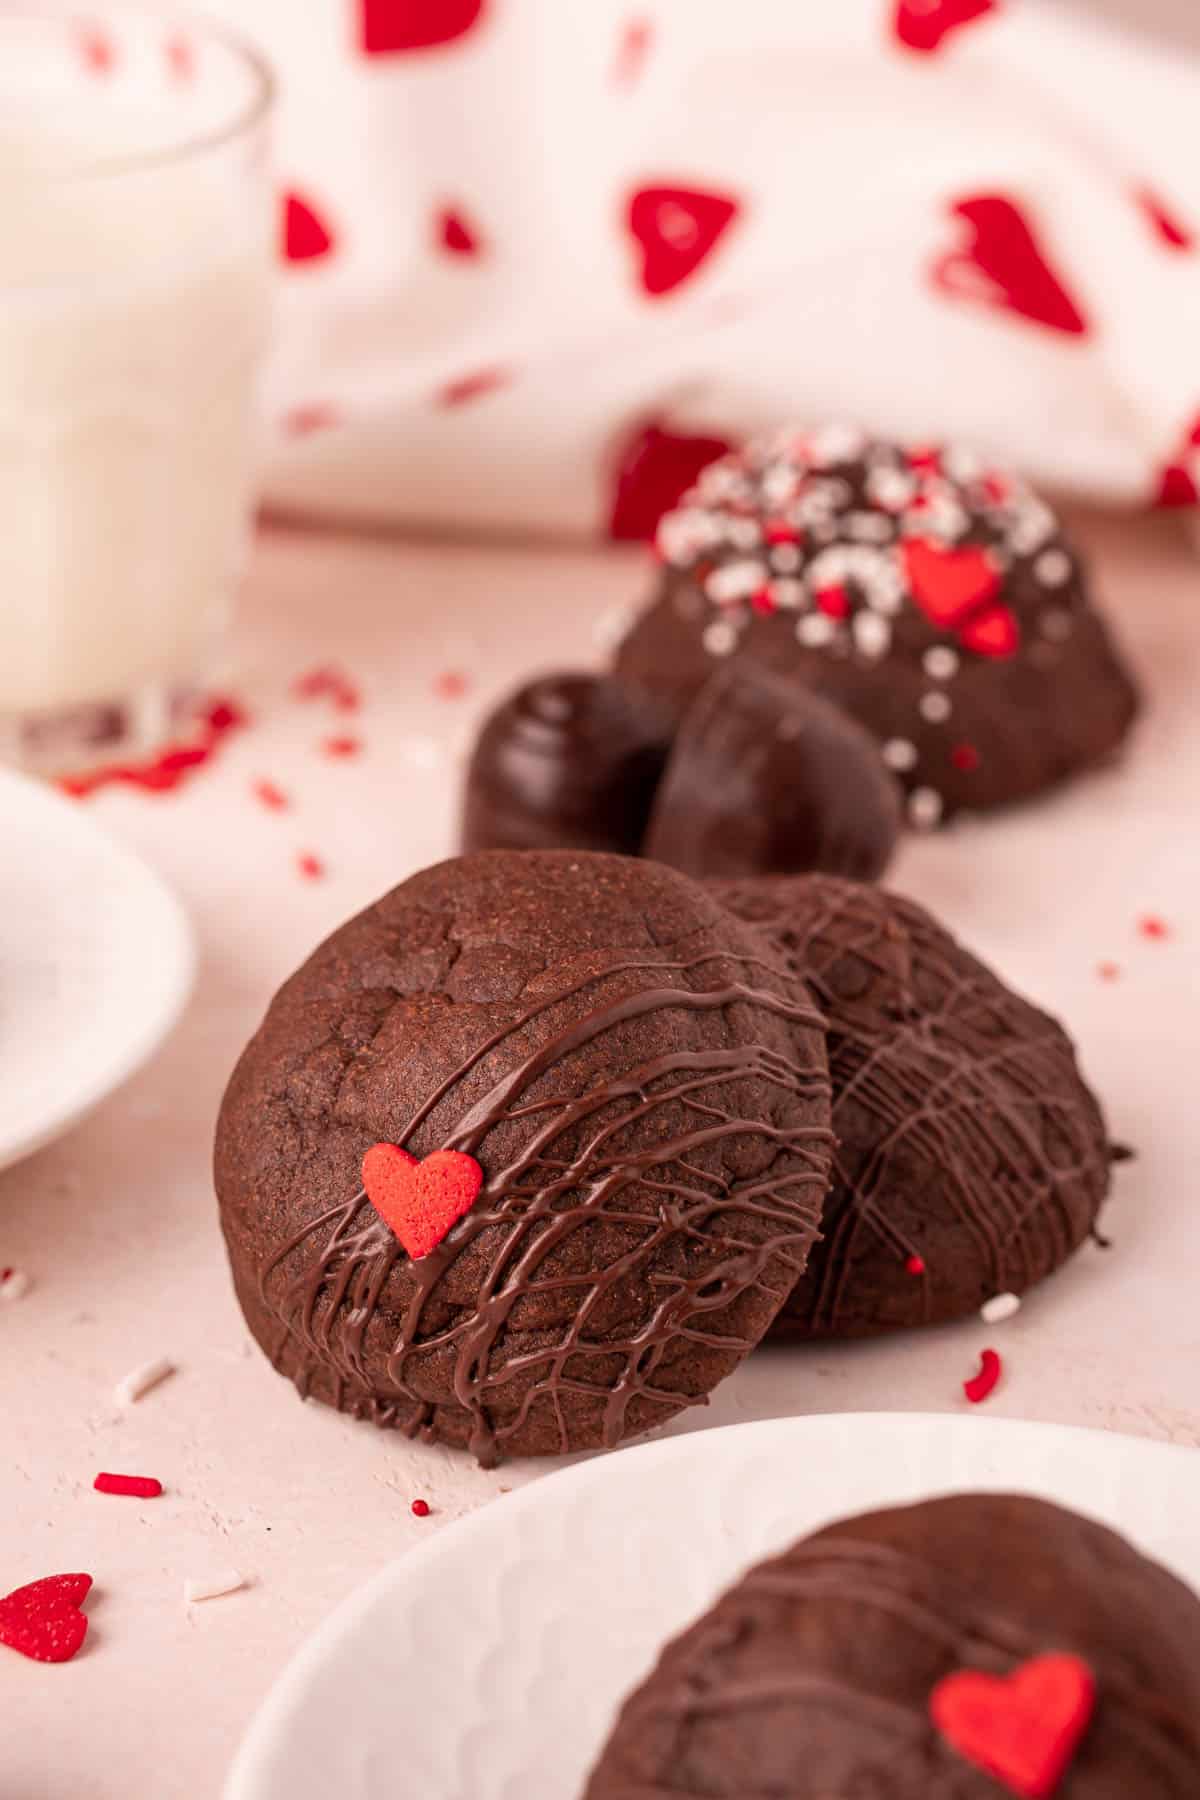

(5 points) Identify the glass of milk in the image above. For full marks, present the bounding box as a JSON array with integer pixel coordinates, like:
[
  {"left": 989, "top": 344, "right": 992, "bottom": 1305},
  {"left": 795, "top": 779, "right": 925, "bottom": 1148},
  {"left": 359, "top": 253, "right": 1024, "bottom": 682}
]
[{"left": 0, "top": 4, "right": 274, "bottom": 774}]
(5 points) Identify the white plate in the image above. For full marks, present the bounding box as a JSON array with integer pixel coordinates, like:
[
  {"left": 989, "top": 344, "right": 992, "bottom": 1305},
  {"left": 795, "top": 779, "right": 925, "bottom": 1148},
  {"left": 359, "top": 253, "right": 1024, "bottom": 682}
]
[
  {"left": 0, "top": 767, "right": 195, "bottom": 1171},
  {"left": 226, "top": 1413, "right": 1200, "bottom": 1800}
]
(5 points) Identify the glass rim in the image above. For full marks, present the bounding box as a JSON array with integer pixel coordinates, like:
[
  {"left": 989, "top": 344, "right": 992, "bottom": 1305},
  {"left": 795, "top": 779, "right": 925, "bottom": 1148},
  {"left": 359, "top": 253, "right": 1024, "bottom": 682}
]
[{"left": 0, "top": 0, "right": 275, "bottom": 179}]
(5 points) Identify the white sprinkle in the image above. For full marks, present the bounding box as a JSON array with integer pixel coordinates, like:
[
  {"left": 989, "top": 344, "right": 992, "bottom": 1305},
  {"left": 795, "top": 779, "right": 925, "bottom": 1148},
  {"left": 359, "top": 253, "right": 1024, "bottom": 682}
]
[
  {"left": 796, "top": 613, "right": 836, "bottom": 648},
  {"left": 184, "top": 1569, "right": 247, "bottom": 1604},
  {"left": 865, "top": 466, "right": 915, "bottom": 512},
  {"left": 590, "top": 603, "right": 634, "bottom": 652},
  {"left": 845, "top": 510, "right": 893, "bottom": 544},
  {"left": 1034, "top": 548, "right": 1072, "bottom": 588},
  {"left": 922, "top": 646, "right": 959, "bottom": 681},
  {"left": 114, "top": 1357, "right": 176, "bottom": 1407},
  {"left": 980, "top": 1291, "right": 1022, "bottom": 1325},
  {"left": 727, "top": 518, "right": 763, "bottom": 552},
  {"left": 0, "top": 1270, "right": 29, "bottom": 1303},
  {"left": 908, "top": 786, "right": 944, "bottom": 830},
  {"left": 771, "top": 577, "right": 804, "bottom": 609},
  {"left": 806, "top": 422, "right": 866, "bottom": 466},
  {"left": 882, "top": 737, "right": 918, "bottom": 772},
  {"left": 852, "top": 612, "right": 891, "bottom": 660},
  {"left": 705, "top": 558, "right": 767, "bottom": 604},
  {"left": 702, "top": 620, "right": 739, "bottom": 658},
  {"left": 1039, "top": 607, "right": 1074, "bottom": 642},
  {"left": 770, "top": 542, "right": 802, "bottom": 574},
  {"left": 920, "top": 691, "right": 952, "bottom": 723}
]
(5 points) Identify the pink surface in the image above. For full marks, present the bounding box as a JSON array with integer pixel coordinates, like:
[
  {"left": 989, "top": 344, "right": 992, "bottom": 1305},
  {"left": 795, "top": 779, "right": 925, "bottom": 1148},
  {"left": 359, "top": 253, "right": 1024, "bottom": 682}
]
[{"left": 2, "top": 512, "right": 1198, "bottom": 1796}]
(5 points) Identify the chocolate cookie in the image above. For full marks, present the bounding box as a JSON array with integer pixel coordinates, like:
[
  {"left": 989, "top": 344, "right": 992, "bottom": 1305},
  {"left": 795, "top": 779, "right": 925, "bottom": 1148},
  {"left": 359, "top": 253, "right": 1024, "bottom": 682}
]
[
  {"left": 461, "top": 673, "right": 673, "bottom": 858},
  {"left": 215, "top": 851, "right": 833, "bottom": 1464},
  {"left": 614, "top": 424, "right": 1139, "bottom": 825},
  {"left": 583, "top": 1493, "right": 1200, "bottom": 1796},
  {"left": 712, "top": 875, "right": 1113, "bottom": 1337},
  {"left": 643, "top": 662, "right": 901, "bottom": 882}
]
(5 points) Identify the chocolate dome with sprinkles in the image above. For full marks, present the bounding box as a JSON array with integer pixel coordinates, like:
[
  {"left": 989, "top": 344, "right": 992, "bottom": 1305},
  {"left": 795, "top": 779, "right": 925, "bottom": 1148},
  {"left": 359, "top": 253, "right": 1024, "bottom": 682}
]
[{"left": 614, "top": 424, "right": 1139, "bottom": 823}]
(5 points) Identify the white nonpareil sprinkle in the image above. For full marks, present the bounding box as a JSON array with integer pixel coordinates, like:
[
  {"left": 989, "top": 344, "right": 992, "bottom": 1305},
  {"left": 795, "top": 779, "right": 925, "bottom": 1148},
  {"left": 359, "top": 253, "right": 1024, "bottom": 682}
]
[
  {"left": 769, "top": 542, "right": 801, "bottom": 574},
  {"left": 0, "top": 1270, "right": 29, "bottom": 1302},
  {"left": 184, "top": 1569, "right": 247, "bottom": 1604},
  {"left": 882, "top": 737, "right": 918, "bottom": 772},
  {"left": 1034, "top": 548, "right": 1072, "bottom": 588},
  {"left": 980, "top": 1292, "right": 1022, "bottom": 1325},
  {"left": 908, "top": 786, "right": 944, "bottom": 830},
  {"left": 919, "top": 691, "right": 952, "bottom": 723},
  {"left": 702, "top": 620, "right": 739, "bottom": 658},
  {"left": 852, "top": 612, "right": 891, "bottom": 660},
  {"left": 705, "top": 558, "right": 766, "bottom": 604},
  {"left": 923, "top": 645, "right": 960, "bottom": 682},
  {"left": 114, "top": 1357, "right": 176, "bottom": 1407},
  {"left": 796, "top": 613, "right": 837, "bottom": 648}
]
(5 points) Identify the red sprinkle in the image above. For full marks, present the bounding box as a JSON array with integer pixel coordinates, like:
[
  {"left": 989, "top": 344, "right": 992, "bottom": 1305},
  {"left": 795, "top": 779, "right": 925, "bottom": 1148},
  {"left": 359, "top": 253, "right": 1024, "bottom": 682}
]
[
  {"left": 94, "top": 1473, "right": 162, "bottom": 1500},
  {"left": 284, "top": 402, "right": 340, "bottom": 437},
  {"left": 411, "top": 1499, "right": 431, "bottom": 1518},
  {"left": 292, "top": 665, "right": 361, "bottom": 713},
  {"left": 436, "top": 365, "right": 510, "bottom": 409},
  {"left": 57, "top": 696, "right": 247, "bottom": 800},
  {"left": 321, "top": 735, "right": 362, "bottom": 759},
  {"left": 434, "top": 671, "right": 470, "bottom": 701},
  {"left": 963, "top": 1347, "right": 1002, "bottom": 1405},
  {"left": 1097, "top": 961, "right": 1121, "bottom": 982},
  {"left": 748, "top": 587, "right": 777, "bottom": 616},
  {"left": 814, "top": 584, "right": 850, "bottom": 620},
  {"left": 1138, "top": 915, "right": 1169, "bottom": 941},
  {"left": 905, "top": 1254, "right": 926, "bottom": 1276},
  {"left": 297, "top": 853, "right": 325, "bottom": 881},
  {"left": 950, "top": 743, "right": 981, "bottom": 773},
  {"left": 252, "top": 778, "right": 289, "bottom": 812}
]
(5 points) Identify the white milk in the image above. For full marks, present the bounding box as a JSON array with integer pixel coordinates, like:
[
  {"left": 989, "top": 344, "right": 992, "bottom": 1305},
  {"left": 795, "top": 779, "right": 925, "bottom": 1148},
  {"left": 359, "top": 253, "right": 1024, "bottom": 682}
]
[{"left": 0, "top": 101, "right": 270, "bottom": 717}]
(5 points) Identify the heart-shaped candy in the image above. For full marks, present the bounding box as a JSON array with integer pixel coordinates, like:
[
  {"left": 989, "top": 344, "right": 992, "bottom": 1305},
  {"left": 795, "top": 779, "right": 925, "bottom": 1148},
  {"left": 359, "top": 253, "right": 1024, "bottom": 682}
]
[
  {"left": 0, "top": 1573, "right": 93, "bottom": 1663},
  {"left": 930, "top": 1652, "right": 1095, "bottom": 1798},
  {"left": 893, "top": 0, "right": 997, "bottom": 55},
  {"left": 626, "top": 185, "right": 741, "bottom": 298},
  {"left": 359, "top": 0, "right": 485, "bottom": 55},
  {"left": 903, "top": 537, "right": 1000, "bottom": 627},
  {"left": 362, "top": 1144, "right": 484, "bottom": 1259}
]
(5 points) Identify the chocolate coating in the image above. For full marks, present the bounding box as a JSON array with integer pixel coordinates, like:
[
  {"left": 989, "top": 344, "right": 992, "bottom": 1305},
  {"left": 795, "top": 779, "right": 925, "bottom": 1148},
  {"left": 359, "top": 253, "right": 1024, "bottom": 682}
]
[
  {"left": 215, "top": 851, "right": 833, "bottom": 1464},
  {"left": 584, "top": 1493, "right": 1200, "bottom": 1796},
  {"left": 713, "top": 875, "right": 1112, "bottom": 1337},
  {"left": 461, "top": 672, "right": 673, "bottom": 858},
  {"left": 643, "top": 662, "right": 901, "bottom": 882},
  {"left": 614, "top": 427, "right": 1139, "bottom": 824}
]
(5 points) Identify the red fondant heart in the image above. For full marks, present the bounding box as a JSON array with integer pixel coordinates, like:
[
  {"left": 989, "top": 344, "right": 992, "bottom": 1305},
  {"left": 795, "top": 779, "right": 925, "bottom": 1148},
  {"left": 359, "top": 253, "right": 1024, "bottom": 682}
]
[
  {"left": 931, "top": 1653, "right": 1095, "bottom": 1798},
  {"left": 608, "top": 421, "right": 732, "bottom": 540},
  {"left": 282, "top": 192, "right": 337, "bottom": 264},
  {"left": 903, "top": 536, "right": 1000, "bottom": 627},
  {"left": 359, "top": 0, "right": 485, "bottom": 54},
  {"left": 627, "top": 185, "right": 741, "bottom": 298},
  {"left": 960, "top": 602, "right": 1019, "bottom": 658},
  {"left": 932, "top": 194, "right": 1088, "bottom": 337},
  {"left": 362, "top": 1144, "right": 483, "bottom": 1259},
  {"left": 0, "top": 1574, "right": 92, "bottom": 1664},
  {"left": 893, "top": 0, "right": 997, "bottom": 54}
]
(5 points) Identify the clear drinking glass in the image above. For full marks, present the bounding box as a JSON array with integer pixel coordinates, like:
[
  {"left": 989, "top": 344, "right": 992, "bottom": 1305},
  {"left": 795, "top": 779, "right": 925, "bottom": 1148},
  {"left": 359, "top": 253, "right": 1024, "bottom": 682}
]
[{"left": 0, "top": 3, "right": 274, "bottom": 774}]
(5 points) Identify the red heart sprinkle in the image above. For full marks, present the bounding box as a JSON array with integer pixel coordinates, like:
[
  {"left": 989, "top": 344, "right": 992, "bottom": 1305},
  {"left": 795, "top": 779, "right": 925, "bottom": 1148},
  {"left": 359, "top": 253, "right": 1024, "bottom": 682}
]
[
  {"left": 359, "top": 0, "right": 485, "bottom": 54},
  {"left": 893, "top": 0, "right": 997, "bottom": 55},
  {"left": 626, "top": 184, "right": 741, "bottom": 297},
  {"left": 931, "top": 1652, "right": 1096, "bottom": 1797},
  {"left": 608, "top": 421, "right": 732, "bottom": 541},
  {"left": 282, "top": 192, "right": 337, "bottom": 264},
  {"left": 932, "top": 194, "right": 1089, "bottom": 337},
  {"left": 362, "top": 1145, "right": 484, "bottom": 1259},
  {"left": 903, "top": 537, "right": 1000, "bottom": 627},
  {"left": 0, "top": 1574, "right": 93, "bottom": 1664},
  {"left": 960, "top": 603, "right": 1019, "bottom": 658}
]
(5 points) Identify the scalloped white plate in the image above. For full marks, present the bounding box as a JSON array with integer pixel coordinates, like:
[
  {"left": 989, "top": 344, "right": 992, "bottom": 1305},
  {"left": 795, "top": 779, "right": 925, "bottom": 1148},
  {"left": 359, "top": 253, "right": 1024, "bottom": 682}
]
[
  {"left": 0, "top": 767, "right": 195, "bottom": 1171},
  {"left": 226, "top": 1413, "right": 1200, "bottom": 1800}
]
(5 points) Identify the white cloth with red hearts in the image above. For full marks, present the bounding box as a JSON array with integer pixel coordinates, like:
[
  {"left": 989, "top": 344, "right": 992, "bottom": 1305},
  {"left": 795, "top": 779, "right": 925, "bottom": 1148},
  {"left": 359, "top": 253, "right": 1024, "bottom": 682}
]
[{"left": 232, "top": 0, "right": 1200, "bottom": 536}]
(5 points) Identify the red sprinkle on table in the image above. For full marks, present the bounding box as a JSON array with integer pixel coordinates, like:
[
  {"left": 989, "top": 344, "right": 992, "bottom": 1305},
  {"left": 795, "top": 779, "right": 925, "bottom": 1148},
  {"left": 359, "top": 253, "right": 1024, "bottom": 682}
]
[
  {"left": 905, "top": 1254, "right": 926, "bottom": 1275},
  {"left": 321, "top": 735, "right": 362, "bottom": 759},
  {"left": 94, "top": 1473, "right": 163, "bottom": 1500},
  {"left": 252, "top": 778, "right": 290, "bottom": 812},
  {"left": 963, "top": 1347, "right": 1002, "bottom": 1404},
  {"left": 1138, "top": 915, "right": 1169, "bottom": 940},
  {"left": 411, "top": 1499, "right": 431, "bottom": 1518},
  {"left": 434, "top": 671, "right": 470, "bottom": 701},
  {"left": 58, "top": 696, "right": 247, "bottom": 800},
  {"left": 292, "top": 665, "right": 361, "bottom": 713},
  {"left": 950, "top": 743, "right": 981, "bottom": 772},
  {"left": 296, "top": 853, "right": 325, "bottom": 881}
]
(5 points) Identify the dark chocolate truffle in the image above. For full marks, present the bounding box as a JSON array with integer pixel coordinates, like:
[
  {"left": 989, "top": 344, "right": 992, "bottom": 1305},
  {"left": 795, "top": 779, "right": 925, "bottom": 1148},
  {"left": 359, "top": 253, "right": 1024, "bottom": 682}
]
[
  {"left": 215, "top": 850, "right": 833, "bottom": 1464},
  {"left": 614, "top": 425, "right": 1139, "bottom": 825},
  {"left": 643, "top": 662, "right": 901, "bottom": 882},
  {"left": 583, "top": 1493, "right": 1200, "bottom": 1797},
  {"left": 712, "top": 875, "right": 1113, "bottom": 1338},
  {"left": 461, "top": 672, "right": 672, "bottom": 858}
]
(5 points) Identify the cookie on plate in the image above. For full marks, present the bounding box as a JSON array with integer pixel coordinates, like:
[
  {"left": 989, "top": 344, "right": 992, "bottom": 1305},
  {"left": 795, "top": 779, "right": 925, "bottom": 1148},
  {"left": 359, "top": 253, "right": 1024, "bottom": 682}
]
[
  {"left": 712, "top": 875, "right": 1114, "bottom": 1337},
  {"left": 583, "top": 1492, "right": 1200, "bottom": 1796},
  {"left": 215, "top": 851, "right": 833, "bottom": 1464},
  {"left": 614, "top": 424, "right": 1139, "bottom": 825}
]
